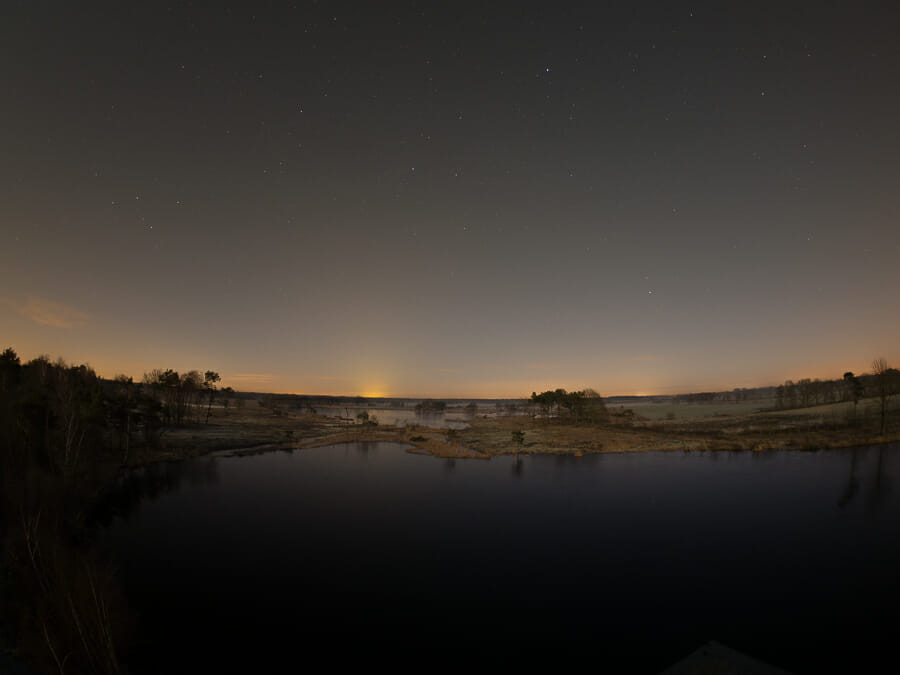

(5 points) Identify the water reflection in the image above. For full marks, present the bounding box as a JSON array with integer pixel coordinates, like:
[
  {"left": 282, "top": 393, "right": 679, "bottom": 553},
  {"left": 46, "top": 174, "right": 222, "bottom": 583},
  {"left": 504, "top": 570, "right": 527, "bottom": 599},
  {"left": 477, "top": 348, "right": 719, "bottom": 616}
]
[
  {"left": 836, "top": 444, "right": 895, "bottom": 512},
  {"left": 90, "top": 457, "right": 219, "bottom": 527},
  {"left": 354, "top": 441, "right": 381, "bottom": 456},
  {"left": 511, "top": 455, "right": 523, "bottom": 477},
  {"left": 838, "top": 449, "right": 860, "bottom": 508},
  {"left": 866, "top": 445, "right": 892, "bottom": 512},
  {"left": 96, "top": 443, "right": 900, "bottom": 674}
]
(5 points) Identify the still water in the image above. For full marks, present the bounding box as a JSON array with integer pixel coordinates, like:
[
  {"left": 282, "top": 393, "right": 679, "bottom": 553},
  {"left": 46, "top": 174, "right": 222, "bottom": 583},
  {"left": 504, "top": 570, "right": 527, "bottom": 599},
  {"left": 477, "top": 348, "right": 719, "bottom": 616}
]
[{"left": 96, "top": 443, "right": 900, "bottom": 672}]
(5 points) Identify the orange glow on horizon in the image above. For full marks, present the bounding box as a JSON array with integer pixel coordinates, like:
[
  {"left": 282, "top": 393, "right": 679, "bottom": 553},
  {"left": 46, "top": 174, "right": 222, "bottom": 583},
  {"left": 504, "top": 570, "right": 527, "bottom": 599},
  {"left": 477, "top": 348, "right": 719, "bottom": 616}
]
[
  {"left": 361, "top": 390, "right": 387, "bottom": 399},
  {"left": 4, "top": 345, "right": 898, "bottom": 400}
]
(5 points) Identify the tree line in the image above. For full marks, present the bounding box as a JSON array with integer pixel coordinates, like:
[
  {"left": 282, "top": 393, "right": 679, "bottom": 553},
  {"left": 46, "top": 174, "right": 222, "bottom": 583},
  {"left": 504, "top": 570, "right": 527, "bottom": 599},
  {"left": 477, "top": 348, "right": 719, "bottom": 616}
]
[
  {"left": 0, "top": 347, "right": 230, "bottom": 674},
  {"left": 775, "top": 361, "right": 898, "bottom": 411},
  {"left": 774, "top": 358, "right": 898, "bottom": 437},
  {"left": 0, "top": 356, "right": 228, "bottom": 475},
  {"left": 674, "top": 387, "right": 777, "bottom": 404},
  {"left": 415, "top": 399, "right": 447, "bottom": 413}
]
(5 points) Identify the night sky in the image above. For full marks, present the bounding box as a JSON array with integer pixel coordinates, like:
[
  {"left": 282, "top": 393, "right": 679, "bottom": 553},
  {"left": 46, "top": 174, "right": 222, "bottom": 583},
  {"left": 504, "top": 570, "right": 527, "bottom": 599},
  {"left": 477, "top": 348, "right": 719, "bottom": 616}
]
[{"left": 2, "top": 1, "right": 899, "bottom": 397}]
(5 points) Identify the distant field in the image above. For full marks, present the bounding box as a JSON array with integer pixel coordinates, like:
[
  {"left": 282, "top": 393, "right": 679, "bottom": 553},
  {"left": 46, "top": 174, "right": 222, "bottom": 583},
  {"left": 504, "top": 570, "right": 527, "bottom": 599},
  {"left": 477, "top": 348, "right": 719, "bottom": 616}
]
[
  {"left": 618, "top": 396, "right": 897, "bottom": 422},
  {"left": 617, "top": 399, "right": 775, "bottom": 420},
  {"left": 766, "top": 397, "right": 897, "bottom": 420}
]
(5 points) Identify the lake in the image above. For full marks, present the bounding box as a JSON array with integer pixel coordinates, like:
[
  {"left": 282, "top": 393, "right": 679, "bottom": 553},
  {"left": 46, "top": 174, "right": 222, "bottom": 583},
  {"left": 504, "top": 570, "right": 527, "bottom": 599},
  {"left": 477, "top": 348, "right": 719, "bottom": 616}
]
[{"left": 95, "top": 443, "right": 900, "bottom": 672}]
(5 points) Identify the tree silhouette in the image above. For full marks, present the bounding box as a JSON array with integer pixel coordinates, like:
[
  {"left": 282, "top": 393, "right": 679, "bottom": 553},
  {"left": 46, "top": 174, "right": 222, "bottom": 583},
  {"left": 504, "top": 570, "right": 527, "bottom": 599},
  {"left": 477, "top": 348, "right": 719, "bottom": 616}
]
[
  {"left": 0, "top": 346, "right": 21, "bottom": 392},
  {"left": 204, "top": 371, "right": 221, "bottom": 424},
  {"left": 871, "top": 357, "right": 893, "bottom": 436},
  {"left": 511, "top": 429, "right": 525, "bottom": 453},
  {"left": 843, "top": 371, "right": 864, "bottom": 424}
]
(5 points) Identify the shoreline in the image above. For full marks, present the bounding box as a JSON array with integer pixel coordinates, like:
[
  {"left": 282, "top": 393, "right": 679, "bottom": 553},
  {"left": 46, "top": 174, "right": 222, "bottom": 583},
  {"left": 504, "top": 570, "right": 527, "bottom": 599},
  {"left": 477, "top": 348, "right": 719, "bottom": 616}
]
[{"left": 123, "top": 405, "right": 900, "bottom": 466}]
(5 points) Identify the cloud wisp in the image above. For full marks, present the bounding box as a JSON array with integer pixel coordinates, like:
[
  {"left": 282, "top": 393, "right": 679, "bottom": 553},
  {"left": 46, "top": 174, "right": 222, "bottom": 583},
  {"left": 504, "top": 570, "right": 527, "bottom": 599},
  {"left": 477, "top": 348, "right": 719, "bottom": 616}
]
[{"left": 3, "top": 296, "right": 89, "bottom": 328}]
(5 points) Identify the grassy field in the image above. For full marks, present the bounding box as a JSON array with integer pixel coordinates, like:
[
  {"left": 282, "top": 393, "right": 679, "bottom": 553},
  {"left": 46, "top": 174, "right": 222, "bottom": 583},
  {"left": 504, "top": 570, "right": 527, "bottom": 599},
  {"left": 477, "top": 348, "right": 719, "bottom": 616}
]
[
  {"left": 623, "top": 397, "right": 897, "bottom": 425},
  {"left": 622, "top": 399, "right": 775, "bottom": 420}
]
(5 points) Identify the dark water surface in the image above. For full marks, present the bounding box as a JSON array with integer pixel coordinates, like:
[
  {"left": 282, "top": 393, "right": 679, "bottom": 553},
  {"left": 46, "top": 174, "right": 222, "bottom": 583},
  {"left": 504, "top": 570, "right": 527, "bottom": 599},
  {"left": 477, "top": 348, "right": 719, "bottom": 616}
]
[{"left": 96, "top": 443, "right": 900, "bottom": 672}]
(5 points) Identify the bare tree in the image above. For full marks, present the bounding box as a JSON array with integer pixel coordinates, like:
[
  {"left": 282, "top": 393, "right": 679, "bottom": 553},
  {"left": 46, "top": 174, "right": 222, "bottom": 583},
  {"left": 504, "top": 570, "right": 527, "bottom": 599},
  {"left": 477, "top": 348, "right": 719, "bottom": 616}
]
[{"left": 872, "top": 357, "right": 891, "bottom": 436}]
